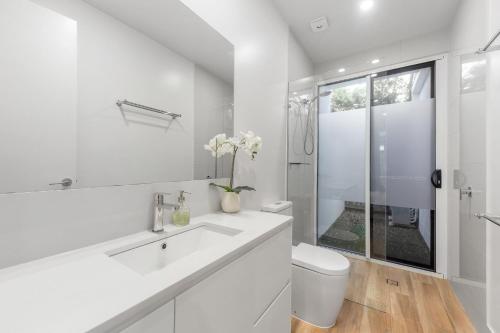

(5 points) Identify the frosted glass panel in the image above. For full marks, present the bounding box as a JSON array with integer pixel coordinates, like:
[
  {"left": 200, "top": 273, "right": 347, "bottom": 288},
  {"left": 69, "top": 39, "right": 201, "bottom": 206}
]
[
  {"left": 317, "top": 78, "right": 366, "bottom": 254},
  {"left": 370, "top": 63, "right": 436, "bottom": 270},
  {"left": 371, "top": 99, "right": 436, "bottom": 210},
  {"left": 318, "top": 109, "right": 366, "bottom": 204}
]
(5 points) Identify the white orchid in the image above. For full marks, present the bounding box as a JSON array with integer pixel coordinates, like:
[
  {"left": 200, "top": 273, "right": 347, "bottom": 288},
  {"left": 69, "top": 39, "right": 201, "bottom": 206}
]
[
  {"left": 239, "top": 131, "right": 262, "bottom": 160},
  {"left": 205, "top": 131, "right": 262, "bottom": 192},
  {"left": 204, "top": 133, "right": 231, "bottom": 157},
  {"left": 226, "top": 136, "right": 241, "bottom": 149}
]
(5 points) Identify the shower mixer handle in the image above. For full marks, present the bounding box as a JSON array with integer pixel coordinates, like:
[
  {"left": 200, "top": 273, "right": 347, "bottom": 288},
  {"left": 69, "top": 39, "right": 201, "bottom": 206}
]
[{"left": 459, "top": 187, "right": 482, "bottom": 200}]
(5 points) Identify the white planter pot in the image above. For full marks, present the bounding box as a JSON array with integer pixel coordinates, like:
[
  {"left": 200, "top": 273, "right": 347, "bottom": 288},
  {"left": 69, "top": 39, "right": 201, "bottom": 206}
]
[{"left": 221, "top": 192, "right": 240, "bottom": 213}]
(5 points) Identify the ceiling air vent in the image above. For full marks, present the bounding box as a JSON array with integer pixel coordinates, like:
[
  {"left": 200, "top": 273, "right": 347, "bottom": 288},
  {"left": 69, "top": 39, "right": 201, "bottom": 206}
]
[{"left": 310, "top": 17, "right": 329, "bottom": 33}]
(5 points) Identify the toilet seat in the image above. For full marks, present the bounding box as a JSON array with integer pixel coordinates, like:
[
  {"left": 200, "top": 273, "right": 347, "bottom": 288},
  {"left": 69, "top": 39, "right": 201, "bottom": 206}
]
[{"left": 292, "top": 243, "right": 350, "bottom": 276}]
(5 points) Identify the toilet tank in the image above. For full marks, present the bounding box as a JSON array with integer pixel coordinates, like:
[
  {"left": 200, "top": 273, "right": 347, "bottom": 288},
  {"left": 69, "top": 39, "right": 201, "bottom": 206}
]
[{"left": 262, "top": 201, "right": 293, "bottom": 216}]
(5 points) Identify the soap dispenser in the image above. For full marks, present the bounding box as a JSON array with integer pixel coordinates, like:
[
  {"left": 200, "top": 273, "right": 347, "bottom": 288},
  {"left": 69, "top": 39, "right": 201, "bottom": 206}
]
[{"left": 172, "top": 190, "right": 191, "bottom": 227}]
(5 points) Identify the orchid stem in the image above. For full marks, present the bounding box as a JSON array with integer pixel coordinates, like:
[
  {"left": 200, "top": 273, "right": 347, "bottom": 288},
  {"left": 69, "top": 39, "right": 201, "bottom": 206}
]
[{"left": 229, "top": 146, "right": 237, "bottom": 189}]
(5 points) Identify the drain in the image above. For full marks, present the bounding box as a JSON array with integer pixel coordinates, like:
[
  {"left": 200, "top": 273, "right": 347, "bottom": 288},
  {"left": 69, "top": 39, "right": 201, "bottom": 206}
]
[{"left": 386, "top": 279, "right": 399, "bottom": 286}]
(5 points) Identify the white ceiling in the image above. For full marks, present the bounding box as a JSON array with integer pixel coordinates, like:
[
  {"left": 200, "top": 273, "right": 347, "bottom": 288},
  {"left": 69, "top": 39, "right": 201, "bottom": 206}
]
[
  {"left": 84, "top": 0, "right": 234, "bottom": 83},
  {"left": 272, "top": 0, "right": 461, "bottom": 64}
]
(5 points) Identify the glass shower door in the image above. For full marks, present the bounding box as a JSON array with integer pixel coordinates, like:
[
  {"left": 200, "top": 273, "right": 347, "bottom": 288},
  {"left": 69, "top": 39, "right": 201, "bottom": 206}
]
[
  {"left": 370, "top": 63, "right": 437, "bottom": 270},
  {"left": 288, "top": 77, "right": 316, "bottom": 246},
  {"left": 317, "top": 78, "right": 367, "bottom": 255}
]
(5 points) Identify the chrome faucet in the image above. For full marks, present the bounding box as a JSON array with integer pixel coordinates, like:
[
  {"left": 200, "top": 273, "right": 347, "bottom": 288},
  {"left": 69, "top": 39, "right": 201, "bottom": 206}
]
[{"left": 153, "top": 192, "right": 180, "bottom": 233}]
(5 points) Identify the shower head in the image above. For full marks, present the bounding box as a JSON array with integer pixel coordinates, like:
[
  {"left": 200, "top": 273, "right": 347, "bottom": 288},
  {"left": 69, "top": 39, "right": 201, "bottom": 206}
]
[
  {"left": 308, "top": 90, "right": 332, "bottom": 104},
  {"left": 289, "top": 90, "right": 331, "bottom": 108},
  {"left": 288, "top": 90, "right": 331, "bottom": 156}
]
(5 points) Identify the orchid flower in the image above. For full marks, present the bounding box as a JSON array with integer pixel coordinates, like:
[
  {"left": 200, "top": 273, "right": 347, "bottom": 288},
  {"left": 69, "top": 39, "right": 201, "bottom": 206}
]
[{"left": 205, "top": 131, "right": 262, "bottom": 192}]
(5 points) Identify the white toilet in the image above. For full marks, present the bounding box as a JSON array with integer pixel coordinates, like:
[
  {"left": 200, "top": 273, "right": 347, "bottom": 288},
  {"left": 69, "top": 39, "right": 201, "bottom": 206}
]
[{"left": 262, "top": 201, "right": 350, "bottom": 329}]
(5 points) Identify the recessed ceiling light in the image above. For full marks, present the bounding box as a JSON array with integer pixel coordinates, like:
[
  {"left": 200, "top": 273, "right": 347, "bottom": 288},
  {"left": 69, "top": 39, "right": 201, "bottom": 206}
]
[
  {"left": 338, "top": 68, "right": 346, "bottom": 73},
  {"left": 371, "top": 73, "right": 378, "bottom": 77},
  {"left": 371, "top": 58, "right": 380, "bottom": 64},
  {"left": 360, "top": 0, "right": 374, "bottom": 11}
]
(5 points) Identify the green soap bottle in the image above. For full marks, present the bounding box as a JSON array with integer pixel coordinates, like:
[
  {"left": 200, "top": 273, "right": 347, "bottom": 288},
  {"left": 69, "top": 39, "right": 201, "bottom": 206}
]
[{"left": 172, "top": 190, "right": 191, "bottom": 227}]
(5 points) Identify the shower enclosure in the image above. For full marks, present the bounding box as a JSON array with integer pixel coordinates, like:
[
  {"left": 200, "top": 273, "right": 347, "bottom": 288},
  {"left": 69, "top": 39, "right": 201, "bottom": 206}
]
[
  {"left": 287, "top": 77, "right": 317, "bottom": 246},
  {"left": 288, "top": 60, "right": 442, "bottom": 271}
]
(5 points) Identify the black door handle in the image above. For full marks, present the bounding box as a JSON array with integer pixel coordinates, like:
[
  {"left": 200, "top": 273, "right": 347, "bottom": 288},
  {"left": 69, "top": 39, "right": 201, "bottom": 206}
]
[{"left": 431, "top": 169, "right": 442, "bottom": 189}]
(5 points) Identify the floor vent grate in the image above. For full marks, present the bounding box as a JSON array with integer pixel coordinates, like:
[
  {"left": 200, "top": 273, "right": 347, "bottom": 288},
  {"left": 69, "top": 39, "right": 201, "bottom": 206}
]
[{"left": 386, "top": 279, "right": 399, "bottom": 286}]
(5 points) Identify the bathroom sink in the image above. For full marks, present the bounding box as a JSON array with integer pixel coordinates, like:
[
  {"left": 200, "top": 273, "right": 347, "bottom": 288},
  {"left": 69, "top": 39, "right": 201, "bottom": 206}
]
[{"left": 109, "top": 224, "right": 242, "bottom": 275}]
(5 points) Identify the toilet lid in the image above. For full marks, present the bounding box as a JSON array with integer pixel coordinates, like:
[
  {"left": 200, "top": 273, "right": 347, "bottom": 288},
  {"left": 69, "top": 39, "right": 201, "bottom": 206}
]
[{"left": 292, "top": 243, "right": 350, "bottom": 276}]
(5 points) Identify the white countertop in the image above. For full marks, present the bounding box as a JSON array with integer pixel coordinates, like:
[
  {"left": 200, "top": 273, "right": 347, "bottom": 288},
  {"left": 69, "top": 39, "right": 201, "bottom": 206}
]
[{"left": 0, "top": 210, "right": 292, "bottom": 333}]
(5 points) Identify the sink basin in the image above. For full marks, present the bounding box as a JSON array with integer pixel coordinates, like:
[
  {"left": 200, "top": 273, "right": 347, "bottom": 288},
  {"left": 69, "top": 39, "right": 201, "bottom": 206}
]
[{"left": 109, "top": 224, "right": 242, "bottom": 275}]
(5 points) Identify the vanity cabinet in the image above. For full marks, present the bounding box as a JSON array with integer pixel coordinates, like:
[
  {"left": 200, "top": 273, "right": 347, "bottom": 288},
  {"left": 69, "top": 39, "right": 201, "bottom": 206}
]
[
  {"left": 120, "top": 300, "right": 174, "bottom": 333},
  {"left": 175, "top": 226, "right": 292, "bottom": 333},
  {"left": 253, "top": 284, "right": 291, "bottom": 333}
]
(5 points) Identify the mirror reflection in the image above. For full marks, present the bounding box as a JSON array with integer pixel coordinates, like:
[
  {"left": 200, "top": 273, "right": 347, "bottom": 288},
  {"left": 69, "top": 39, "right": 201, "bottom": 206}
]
[{"left": 0, "top": 0, "right": 234, "bottom": 194}]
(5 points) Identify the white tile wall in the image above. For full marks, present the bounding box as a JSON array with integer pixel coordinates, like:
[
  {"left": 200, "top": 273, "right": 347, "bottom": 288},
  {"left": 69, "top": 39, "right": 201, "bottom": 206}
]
[{"left": 0, "top": 179, "right": 223, "bottom": 269}]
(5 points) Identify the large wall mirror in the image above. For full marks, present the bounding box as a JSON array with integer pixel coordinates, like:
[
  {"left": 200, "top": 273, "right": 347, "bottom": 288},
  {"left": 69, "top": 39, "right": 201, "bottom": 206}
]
[{"left": 0, "top": 0, "right": 234, "bottom": 194}]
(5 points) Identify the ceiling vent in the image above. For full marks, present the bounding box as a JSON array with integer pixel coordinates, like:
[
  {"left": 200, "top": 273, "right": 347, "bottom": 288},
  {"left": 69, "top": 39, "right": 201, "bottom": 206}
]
[{"left": 310, "top": 17, "right": 329, "bottom": 33}]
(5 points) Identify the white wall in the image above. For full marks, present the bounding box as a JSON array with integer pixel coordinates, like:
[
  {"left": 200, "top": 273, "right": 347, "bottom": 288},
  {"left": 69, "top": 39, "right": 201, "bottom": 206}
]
[
  {"left": 288, "top": 33, "right": 314, "bottom": 81},
  {"left": 485, "top": 0, "right": 500, "bottom": 330},
  {"left": 0, "top": 179, "right": 222, "bottom": 269},
  {"left": 447, "top": 1, "right": 500, "bottom": 330},
  {"left": 447, "top": 0, "right": 489, "bottom": 282},
  {"left": 485, "top": 52, "right": 500, "bottom": 330},
  {"left": 450, "top": 0, "right": 488, "bottom": 53},
  {"left": 458, "top": 88, "right": 487, "bottom": 283},
  {"left": 315, "top": 29, "right": 451, "bottom": 79},
  {"left": 180, "top": 0, "right": 291, "bottom": 210}
]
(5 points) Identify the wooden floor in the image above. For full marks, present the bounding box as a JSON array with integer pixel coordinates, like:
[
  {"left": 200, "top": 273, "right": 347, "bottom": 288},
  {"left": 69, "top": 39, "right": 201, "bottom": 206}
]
[{"left": 291, "top": 259, "right": 476, "bottom": 333}]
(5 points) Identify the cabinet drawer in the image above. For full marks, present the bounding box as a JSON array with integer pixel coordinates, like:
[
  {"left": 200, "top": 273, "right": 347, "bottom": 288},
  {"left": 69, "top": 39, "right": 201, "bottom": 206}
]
[
  {"left": 175, "top": 250, "right": 254, "bottom": 333},
  {"left": 175, "top": 225, "right": 292, "bottom": 333},
  {"left": 253, "top": 283, "right": 291, "bottom": 333},
  {"left": 120, "top": 300, "right": 174, "bottom": 333},
  {"left": 250, "top": 226, "right": 292, "bottom": 321}
]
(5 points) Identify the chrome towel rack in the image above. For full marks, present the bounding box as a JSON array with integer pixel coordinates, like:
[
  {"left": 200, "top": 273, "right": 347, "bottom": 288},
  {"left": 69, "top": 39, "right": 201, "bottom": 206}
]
[
  {"left": 116, "top": 99, "right": 182, "bottom": 119},
  {"left": 476, "top": 29, "right": 500, "bottom": 54},
  {"left": 475, "top": 213, "right": 500, "bottom": 227}
]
